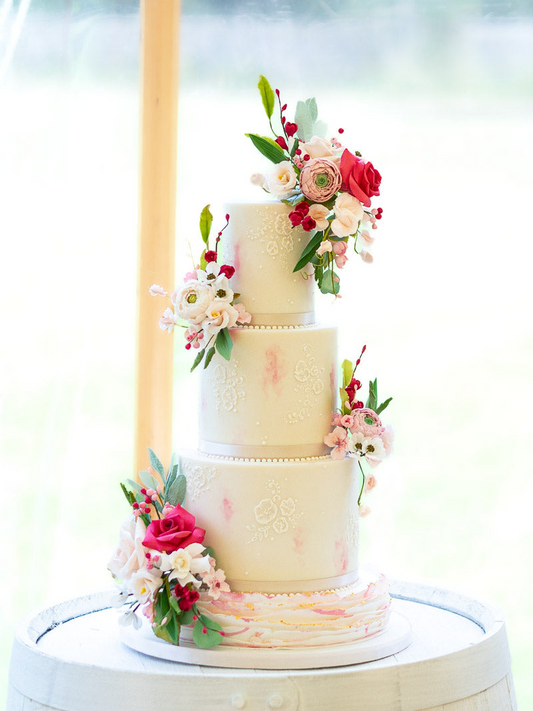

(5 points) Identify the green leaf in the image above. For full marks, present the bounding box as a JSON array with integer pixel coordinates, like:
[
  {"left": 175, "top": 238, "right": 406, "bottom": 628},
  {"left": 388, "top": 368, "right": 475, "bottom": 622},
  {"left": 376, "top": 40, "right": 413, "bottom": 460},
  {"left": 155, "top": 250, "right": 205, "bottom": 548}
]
[
  {"left": 139, "top": 469, "right": 159, "bottom": 491},
  {"left": 166, "top": 453, "right": 176, "bottom": 484},
  {"left": 204, "top": 346, "right": 216, "bottom": 369},
  {"left": 202, "top": 545, "right": 216, "bottom": 558},
  {"left": 305, "top": 97, "right": 318, "bottom": 123},
  {"left": 148, "top": 448, "right": 165, "bottom": 479},
  {"left": 293, "top": 231, "right": 324, "bottom": 273},
  {"left": 120, "top": 482, "right": 136, "bottom": 507},
  {"left": 313, "top": 118, "right": 327, "bottom": 139},
  {"left": 376, "top": 396, "right": 393, "bottom": 415},
  {"left": 257, "top": 75, "right": 275, "bottom": 119},
  {"left": 290, "top": 138, "right": 299, "bottom": 158},
  {"left": 281, "top": 192, "right": 304, "bottom": 206},
  {"left": 319, "top": 269, "right": 340, "bottom": 295},
  {"left": 166, "top": 611, "right": 180, "bottom": 644},
  {"left": 192, "top": 617, "right": 224, "bottom": 649},
  {"left": 199, "top": 248, "right": 207, "bottom": 270},
  {"left": 190, "top": 347, "right": 206, "bottom": 372},
  {"left": 155, "top": 585, "right": 170, "bottom": 622},
  {"left": 342, "top": 359, "right": 353, "bottom": 390},
  {"left": 245, "top": 133, "right": 286, "bottom": 164},
  {"left": 339, "top": 387, "right": 350, "bottom": 415},
  {"left": 199, "top": 205, "right": 213, "bottom": 245},
  {"left": 153, "top": 624, "right": 175, "bottom": 645},
  {"left": 179, "top": 608, "right": 195, "bottom": 626},
  {"left": 165, "top": 473, "right": 187, "bottom": 507},
  {"left": 366, "top": 379, "right": 378, "bottom": 411},
  {"left": 124, "top": 478, "right": 143, "bottom": 496},
  {"left": 215, "top": 328, "right": 233, "bottom": 361}
]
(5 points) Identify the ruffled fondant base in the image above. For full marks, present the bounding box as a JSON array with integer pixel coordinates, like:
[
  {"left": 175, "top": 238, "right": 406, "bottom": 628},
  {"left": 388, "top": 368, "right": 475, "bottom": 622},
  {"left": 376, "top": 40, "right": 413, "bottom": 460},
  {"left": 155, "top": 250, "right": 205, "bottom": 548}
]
[{"left": 180, "top": 569, "right": 391, "bottom": 649}]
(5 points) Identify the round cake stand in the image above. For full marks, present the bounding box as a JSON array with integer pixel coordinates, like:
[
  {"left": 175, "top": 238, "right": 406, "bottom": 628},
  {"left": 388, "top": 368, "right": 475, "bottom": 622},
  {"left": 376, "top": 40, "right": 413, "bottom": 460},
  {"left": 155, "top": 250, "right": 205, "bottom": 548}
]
[
  {"left": 7, "top": 581, "right": 518, "bottom": 711},
  {"left": 119, "top": 610, "right": 411, "bottom": 669}
]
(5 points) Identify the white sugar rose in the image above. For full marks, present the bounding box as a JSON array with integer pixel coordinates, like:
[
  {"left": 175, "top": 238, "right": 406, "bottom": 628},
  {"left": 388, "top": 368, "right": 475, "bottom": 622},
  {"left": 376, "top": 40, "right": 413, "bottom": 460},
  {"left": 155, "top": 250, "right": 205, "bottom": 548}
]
[
  {"left": 266, "top": 161, "right": 297, "bottom": 197},
  {"left": 174, "top": 281, "right": 213, "bottom": 325},
  {"left": 202, "top": 301, "right": 238, "bottom": 337},
  {"left": 308, "top": 204, "right": 330, "bottom": 230},
  {"left": 331, "top": 193, "right": 364, "bottom": 238},
  {"left": 254, "top": 498, "right": 278, "bottom": 525},
  {"left": 108, "top": 516, "right": 147, "bottom": 584},
  {"left": 130, "top": 567, "right": 163, "bottom": 604},
  {"left": 302, "top": 136, "right": 342, "bottom": 165}
]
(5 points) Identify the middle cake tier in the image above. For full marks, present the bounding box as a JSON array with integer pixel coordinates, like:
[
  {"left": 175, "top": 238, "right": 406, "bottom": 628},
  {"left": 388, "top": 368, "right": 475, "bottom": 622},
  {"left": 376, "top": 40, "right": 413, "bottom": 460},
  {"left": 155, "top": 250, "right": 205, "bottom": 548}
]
[{"left": 198, "top": 324, "right": 337, "bottom": 459}]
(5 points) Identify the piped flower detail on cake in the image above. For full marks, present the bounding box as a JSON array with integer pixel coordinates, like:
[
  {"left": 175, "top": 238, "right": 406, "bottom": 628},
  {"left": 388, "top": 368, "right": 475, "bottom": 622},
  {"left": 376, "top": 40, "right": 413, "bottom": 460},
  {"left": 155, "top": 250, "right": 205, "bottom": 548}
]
[
  {"left": 285, "top": 344, "right": 325, "bottom": 425},
  {"left": 247, "top": 480, "right": 302, "bottom": 544},
  {"left": 323, "top": 346, "right": 393, "bottom": 515},
  {"left": 150, "top": 206, "right": 252, "bottom": 371},
  {"left": 247, "top": 75, "right": 383, "bottom": 297},
  {"left": 108, "top": 448, "right": 228, "bottom": 649}
]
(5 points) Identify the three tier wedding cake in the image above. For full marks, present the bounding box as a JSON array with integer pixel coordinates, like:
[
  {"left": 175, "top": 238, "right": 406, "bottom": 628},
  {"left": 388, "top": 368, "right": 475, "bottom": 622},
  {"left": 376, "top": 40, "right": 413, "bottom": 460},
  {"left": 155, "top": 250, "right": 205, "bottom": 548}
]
[{"left": 109, "top": 77, "right": 398, "bottom": 659}]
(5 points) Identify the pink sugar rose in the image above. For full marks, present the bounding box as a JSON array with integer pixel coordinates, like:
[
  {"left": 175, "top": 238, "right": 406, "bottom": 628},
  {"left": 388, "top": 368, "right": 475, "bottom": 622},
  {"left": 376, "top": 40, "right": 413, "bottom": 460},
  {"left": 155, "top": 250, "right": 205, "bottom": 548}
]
[
  {"left": 300, "top": 158, "right": 342, "bottom": 203},
  {"left": 142, "top": 504, "right": 205, "bottom": 554},
  {"left": 340, "top": 149, "right": 382, "bottom": 207},
  {"left": 350, "top": 408, "right": 383, "bottom": 437}
]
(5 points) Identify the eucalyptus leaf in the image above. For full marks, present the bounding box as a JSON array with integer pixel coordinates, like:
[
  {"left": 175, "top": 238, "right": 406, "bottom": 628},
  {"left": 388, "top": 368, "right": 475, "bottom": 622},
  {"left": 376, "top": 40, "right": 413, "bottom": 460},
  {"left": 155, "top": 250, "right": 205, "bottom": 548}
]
[
  {"left": 313, "top": 119, "right": 328, "bottom": 139},
  {"left": 165, "top": 463, "right": 178, "bottom": 494},
  {"left": 124, "top": 478, "right": 143, "bottom": 495},
  {"left": 165, "top": 473, "right": 187, "bottom": 507},
  {"left": 199, "top": 205, "right": 213, "bottom": 245},
  {"left": 204, "top": 346, "right": 216, "bottom": 369},
  {"left": 245, "top": 133, "right": 286, "bottom": 164},
  {"left": 293, "top": 230, "right": 324, "bottom": 273},
  {"left": 190, "top": 347, "right": 206, "bottom": 372},
  {"left": 294, "top": 100, "right": 313, "bottom": 143},
  {"left": 257, "top": 75, "right": 275, "bottom": 119},
  {"left": 305, "top": 97, "right": 318, "bottom": 123},
  {"left": 376, "top": 396, "right": 393, "bottom": 415},
  {"left": 148, "top": 448, "right": 165, "bottom": 479},
  {"left": 215, "top": 328, "right": 233, "bottom": 361},
  {"left": 139, "top": 470, "right": 159, "bottom": 491}
]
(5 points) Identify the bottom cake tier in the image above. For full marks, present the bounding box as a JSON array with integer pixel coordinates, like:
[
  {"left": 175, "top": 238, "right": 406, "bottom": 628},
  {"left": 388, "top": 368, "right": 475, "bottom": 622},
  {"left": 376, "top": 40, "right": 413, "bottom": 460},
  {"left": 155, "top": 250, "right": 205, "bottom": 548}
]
[{"left": 180, "top": 569, "right": 391, "bottom": 649}]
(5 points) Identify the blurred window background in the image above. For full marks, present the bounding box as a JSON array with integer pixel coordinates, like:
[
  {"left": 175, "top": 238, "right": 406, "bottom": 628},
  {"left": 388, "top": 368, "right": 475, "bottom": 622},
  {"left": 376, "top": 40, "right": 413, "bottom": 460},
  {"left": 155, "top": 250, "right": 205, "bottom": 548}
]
[{"left": 1, "top": 0, "right": 532, "bottom": 706}]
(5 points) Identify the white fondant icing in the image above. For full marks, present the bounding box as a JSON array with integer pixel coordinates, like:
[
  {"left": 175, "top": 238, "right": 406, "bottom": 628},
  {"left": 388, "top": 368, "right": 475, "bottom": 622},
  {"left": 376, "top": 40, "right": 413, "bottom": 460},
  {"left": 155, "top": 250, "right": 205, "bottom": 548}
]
[
  {"left": 222, "top": 202, "right": 315, "bottom": 324},
  {"left": 199, "top": 324, "right": 337, "bottom": 458},
  {"left": 180, "top": 451, "right": 359, "bottom": 592}
]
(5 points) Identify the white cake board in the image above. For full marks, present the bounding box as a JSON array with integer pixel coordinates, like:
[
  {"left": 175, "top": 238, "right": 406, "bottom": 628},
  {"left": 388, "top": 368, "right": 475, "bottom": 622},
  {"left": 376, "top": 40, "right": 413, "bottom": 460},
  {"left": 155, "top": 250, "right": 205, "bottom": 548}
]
[{"left": 119, "top": 610, "right": 411, "bottom": 670}]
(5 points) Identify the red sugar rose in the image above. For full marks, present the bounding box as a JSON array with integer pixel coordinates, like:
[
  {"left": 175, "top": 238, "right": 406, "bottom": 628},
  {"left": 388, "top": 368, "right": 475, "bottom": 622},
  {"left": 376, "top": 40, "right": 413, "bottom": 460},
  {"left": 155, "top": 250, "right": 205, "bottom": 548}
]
[
  {"left": 143, "top": 504, "right": 205, "bottom": 553},
  {"left": 219, "top": 264, "right": 235, "bottom": 279},
  {"left": 339, "top": 149, "right": 381, "bottom": 208},
  {"left": 204, "top": 250, "right": 218, "bottom": 263}
]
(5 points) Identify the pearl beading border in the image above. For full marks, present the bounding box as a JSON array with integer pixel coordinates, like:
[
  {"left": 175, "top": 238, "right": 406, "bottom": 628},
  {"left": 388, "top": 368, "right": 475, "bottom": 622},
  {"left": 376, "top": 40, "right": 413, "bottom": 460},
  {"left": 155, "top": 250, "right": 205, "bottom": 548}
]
[
  {"left": 237, "top": 323, "right": 318, "bottom": 330},
  {"left": 200, "top": 452, "right": 331, "bottom": 463}
]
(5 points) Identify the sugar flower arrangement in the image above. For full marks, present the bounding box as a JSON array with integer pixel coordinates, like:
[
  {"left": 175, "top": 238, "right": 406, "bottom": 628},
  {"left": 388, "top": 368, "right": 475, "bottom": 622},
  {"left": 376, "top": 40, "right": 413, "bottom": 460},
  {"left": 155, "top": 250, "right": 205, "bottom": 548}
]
[
  {"left": 150, "top": 206, "right": 251, "bottom": 371},
  {"left": 248, "top": 75, "right": 383, "bottom": 297},
  {"left": 108, "top": 449, "right": 229, "bottom": 649},
  {"left": 324, "top": 346, "right": 393, "bottom": 516}
]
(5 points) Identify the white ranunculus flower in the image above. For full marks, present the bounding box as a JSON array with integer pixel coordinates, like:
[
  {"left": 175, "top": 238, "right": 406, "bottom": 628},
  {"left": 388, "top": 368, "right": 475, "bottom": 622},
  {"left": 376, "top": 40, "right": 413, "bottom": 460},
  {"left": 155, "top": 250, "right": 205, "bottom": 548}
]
[
  {"left": 108, "top": 516, "right": 147, "bottom": 584},
  {"left": 202, "top": 301, "right": 238, "bottom": 337},
  {"left": 308, "top": 204, "right": 330, "bottom": 231},
  {"left": 130, "top": 567, "right": 163, "bottom": 604},
  {"left": 174, "top": 280, "right": 214, "bottom": 324},
  {"left": 302, "top": 136, "right": 342, "bottom": 165},
  {"left": 266, "top": 161, "right": 297, "bottom": 197},
  {"left": 331, "top": 193, "right": 364, "bottom": 238}
]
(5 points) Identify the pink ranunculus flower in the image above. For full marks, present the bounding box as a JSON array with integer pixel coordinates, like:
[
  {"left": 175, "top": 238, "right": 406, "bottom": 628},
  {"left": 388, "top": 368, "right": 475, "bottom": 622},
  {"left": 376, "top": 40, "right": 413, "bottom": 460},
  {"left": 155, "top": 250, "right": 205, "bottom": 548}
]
[
  {"left": 350, "top": 408, "right": 383, "bottom": 437},
  {"left": 335, "top": 254, "right": 348, "bottom": 269},
  {"left": 340, "top": 414, "right": 355, "bottom": 429},
  {"left": 174, "top": 281, "right": 213, "bottom": 324},
  {"left": 308, "top": 203, "right": 330, "bottom": 230},
  {"left": 204, "top": 568, "right": 231, "bottom": 600},
  {"left": 300, "top": 158, "right": 342, "bottom": 203},
  {"left": 235, "top": 302, "right": 252, "bottom": 325},
  {"left": 143, "top": 504, "right": 205, "bottom": 554},
  {"left": 324, "top": 426, "right": 348, "bottom": 459}
]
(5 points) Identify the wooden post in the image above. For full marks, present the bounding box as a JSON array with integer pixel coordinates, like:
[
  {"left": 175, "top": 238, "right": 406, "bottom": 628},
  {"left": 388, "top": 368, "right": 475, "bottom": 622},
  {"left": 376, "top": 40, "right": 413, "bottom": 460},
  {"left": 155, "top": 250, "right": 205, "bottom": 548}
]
[{"left": 134, "top": 0, "right": 180, "bottom": 476}]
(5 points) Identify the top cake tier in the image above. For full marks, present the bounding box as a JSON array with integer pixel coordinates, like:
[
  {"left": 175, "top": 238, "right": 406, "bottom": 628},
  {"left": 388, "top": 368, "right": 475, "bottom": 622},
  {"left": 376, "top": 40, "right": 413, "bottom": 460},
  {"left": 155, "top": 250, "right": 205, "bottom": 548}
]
[{"left": 222, "top": 201, "right": 315, "bottom": 326}]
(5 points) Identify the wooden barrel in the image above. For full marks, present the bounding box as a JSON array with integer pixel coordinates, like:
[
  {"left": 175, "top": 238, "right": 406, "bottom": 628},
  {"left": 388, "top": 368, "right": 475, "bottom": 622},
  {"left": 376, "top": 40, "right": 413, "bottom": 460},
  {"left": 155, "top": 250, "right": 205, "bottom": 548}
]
[{"left": 7, "top": 582, "right": 518, "bottom": 711}]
